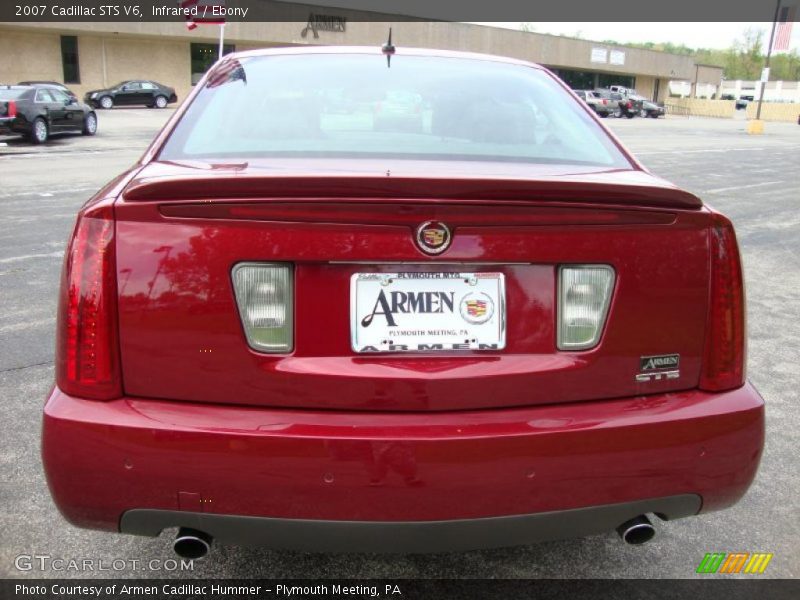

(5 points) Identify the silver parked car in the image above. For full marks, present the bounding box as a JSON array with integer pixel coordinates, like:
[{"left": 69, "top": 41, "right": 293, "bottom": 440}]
[{"left": 573, "top": 89, "right": 611, "bottom": 118}]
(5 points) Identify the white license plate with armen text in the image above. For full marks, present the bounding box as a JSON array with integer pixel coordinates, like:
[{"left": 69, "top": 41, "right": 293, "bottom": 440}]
[{"left": 350, "top": 272, "right": 506, "bottom": 353}]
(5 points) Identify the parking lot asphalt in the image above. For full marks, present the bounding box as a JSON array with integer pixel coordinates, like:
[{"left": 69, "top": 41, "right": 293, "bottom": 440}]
[{"left": 1, "top": 109, "right": 798, "bottom": 579}]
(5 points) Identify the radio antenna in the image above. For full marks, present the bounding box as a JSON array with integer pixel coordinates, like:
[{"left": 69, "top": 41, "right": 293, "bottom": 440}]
[{"left": 381, "top": 27, "right": 395, "bottom": 68}]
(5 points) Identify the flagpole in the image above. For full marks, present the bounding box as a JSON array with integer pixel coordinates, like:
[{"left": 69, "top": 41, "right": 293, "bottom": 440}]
[
  {"left": 218, "top": 22, "right": 225, "bottom": 61},
  {"left": 756, "top": 0, "right": 782, "bottom": 120}
]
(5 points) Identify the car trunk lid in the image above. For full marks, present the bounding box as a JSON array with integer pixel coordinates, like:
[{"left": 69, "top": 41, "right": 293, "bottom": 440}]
[{"left": 113, "top": 161, "right": 709, "bottom": 411}]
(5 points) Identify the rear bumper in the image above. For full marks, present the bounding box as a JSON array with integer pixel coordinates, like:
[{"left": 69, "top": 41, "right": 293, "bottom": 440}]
[
  {"left": 122, "top": 496, "right": 700, "bottom": 553},
  {"left": 42, "top": 382, "right": 764, "bottom": 551},
  {"left": 0, "top": 116, "right": 24, "bottom": 135}
]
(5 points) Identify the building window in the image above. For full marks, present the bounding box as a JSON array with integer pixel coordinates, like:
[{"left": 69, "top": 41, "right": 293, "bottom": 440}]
[
  {"left": 61, "top": 36, "right": 80, "bottom": 84},
  {"left": 550, "top": 68, "right": 596, "bottom": 90},
  {"left": 191, "top": 43, "right": 235, "bottom": 84}
]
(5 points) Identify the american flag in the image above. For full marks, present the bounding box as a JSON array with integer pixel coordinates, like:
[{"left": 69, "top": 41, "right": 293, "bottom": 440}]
[
  {"left": 179, "top": 0, "right": 226, "bottom": 31},
  {"left": 205, "top": 58, "right": 246, "bottom": 89},
  {"left": 773, "top": 4, "right": 797, "bottom": 52}
]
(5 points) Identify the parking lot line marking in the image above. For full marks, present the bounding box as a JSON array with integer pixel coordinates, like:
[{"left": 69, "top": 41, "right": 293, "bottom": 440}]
[
  {"left": 634, "top": 145, "right": 800, "bottom": 156},
  {"left": 0, "top": 150, "right": 107, "bottom": 160},
  {"left": 0, "top": 186, "right": 96, "bottom": 200},
  {"left": 0, "top": 251, "right": 63, "bottom": 264},
  {"left": 0, "top": 317, "right": 55, "bottom": 333},
  {"left": 705, "top": 181, "right": 784, "bottom": 195}
]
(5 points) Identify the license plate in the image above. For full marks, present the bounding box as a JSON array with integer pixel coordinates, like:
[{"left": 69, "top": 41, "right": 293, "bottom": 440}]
[{"left": 350, "top": 272, "right": 506, "bottom": 353}]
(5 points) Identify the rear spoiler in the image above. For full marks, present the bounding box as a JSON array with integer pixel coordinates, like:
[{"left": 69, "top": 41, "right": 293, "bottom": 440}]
[{"left": 123, "top": 174, "right": 703, "bottom": 210}]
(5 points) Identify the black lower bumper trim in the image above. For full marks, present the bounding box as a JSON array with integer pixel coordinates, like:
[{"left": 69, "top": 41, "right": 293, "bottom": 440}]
[{"left": 120, "top": 494, "right": 701, "bottom": 553}]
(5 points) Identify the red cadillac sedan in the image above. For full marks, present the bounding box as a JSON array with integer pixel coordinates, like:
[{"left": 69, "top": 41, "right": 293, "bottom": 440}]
[{"left": 42, "top": 46, "right": 764, "bottom": 558}]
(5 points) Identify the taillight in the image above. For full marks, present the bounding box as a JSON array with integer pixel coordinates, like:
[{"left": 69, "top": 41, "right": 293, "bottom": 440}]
[
  {"left": 626, "top": 101, "right": 632, "bottom": 109},
  {"left": 699, "top": 214, "right": 746, "bottom": 392},
  {"left": 602, "top": 99, "right": 608, "bottom": 105},
  {"left": 6, "top": 100, "right": 16, "bottom": 118},
  {"left": 56, "top": 204, "right": 121, "bottom": 400},
  {"left": 557, "top": 265, "right": 615, "bottom": 350},
  {"left": 232, "top": 263, "right": 294, "bottom": 353}
]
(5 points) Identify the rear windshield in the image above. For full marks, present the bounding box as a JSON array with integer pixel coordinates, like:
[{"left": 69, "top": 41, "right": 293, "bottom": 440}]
[
  {"left": 159, "top": 54, "right": 631, "bottom": 168},
  {"left": 0, "top": 89, "right": 30, "bottom": 100}
]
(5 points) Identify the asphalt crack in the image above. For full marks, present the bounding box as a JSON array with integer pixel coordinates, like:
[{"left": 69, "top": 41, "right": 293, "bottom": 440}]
[{"left": 0, "top": 361, "right": 52, "bottom": 374}]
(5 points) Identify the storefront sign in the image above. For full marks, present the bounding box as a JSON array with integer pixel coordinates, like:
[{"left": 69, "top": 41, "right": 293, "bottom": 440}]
[
  {"left": 301, "top": 13, "right": 347, "bottom": 39},
  {"left": 590, "top": 48, "right": 608, "bottom": 63},
  {"left": 610, "top": 50, "right": 626, "bottom": 66}
]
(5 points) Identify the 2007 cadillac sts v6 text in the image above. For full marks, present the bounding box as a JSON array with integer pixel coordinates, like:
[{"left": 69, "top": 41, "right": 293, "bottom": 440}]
[{"left": 42, "top": 46, "right": 764, "bottom": 558}]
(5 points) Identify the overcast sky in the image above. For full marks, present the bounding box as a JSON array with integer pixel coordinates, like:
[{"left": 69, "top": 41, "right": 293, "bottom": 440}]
[{"left": 474, "top": 23, "right": 799, "bottom": 52}]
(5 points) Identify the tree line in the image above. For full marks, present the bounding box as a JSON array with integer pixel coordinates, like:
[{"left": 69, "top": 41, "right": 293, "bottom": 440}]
[{"left": 602, "top": 28, "right": 800, "bottom": 81}]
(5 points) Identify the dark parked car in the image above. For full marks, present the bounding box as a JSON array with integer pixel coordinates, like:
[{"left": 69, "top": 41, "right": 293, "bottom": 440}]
[
  {"left": 639, "top": 99, "right": 666, "bottom": 118},
  {"left": 0, "top": 84, "right": 97, "bottom": 143},
  {"left": 18, "top": 81, "right": 78, "bottom": 101},
  {"left": 42, "top": 47, "right": 763, "bottom": 557},
  {"left": 84, "top": 80, "right": 177, "bottom": 109}
]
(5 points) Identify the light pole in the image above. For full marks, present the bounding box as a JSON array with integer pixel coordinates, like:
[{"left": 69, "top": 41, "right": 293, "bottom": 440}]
[{"left": 756, "top": 0, "right": 783, "bottom": 121}]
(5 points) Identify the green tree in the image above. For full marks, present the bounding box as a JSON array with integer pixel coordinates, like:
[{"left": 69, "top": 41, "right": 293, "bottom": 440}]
[
  {"left": 725, "top": 27, "right": 764, "bottom": 80},
  {"left": 771, "top": 50, "right": 800, "bottom": 81}
]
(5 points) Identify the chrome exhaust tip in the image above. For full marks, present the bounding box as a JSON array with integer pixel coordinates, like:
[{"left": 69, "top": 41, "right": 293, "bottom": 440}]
[
  {"left": 616, "top": 515, "right": 655, "bottom": 545},
  {"left": 173, "top": 527, "right": 212, "bottom": 559}
]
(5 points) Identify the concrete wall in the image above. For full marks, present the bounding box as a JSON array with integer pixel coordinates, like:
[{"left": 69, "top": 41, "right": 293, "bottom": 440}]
[
  {"left": 635, "top": 97, "right": 798, "bottom": 122},
  {"left": 746, "top": 102, "right": 800, "bottom": 122},
  {"left": 0, "top": 28, "right": 193, "bottom": 100},
  {"left": 635, "top": 76, "right": 656, "bottom": 101},
  {"left": 695, "top": 64, "right": 722, "bottom": 90},
  {"left": 0, "top": 29, "right": 63, "bottom": 83},
  {"left": 663, "top": 98, "right": 736, "bottom": 119},
  {"left": 99, "top": 37, "right": 190, "bottom": 99},
  {"left": 669, "top": 81, "right": 718, "bottom": 98},
  {"left": 720, "top": 80, "right": 800, "bottom": 103}
]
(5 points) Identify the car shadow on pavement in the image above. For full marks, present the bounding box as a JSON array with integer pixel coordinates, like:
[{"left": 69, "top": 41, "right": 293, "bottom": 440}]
[{"left": 0, "top": 133, "right": 85, "bottom": 150}]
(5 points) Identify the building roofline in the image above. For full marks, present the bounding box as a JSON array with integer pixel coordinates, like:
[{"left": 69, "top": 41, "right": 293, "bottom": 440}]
[{"left": 465, "top": 22, "right": 719, "bottom": 63}]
